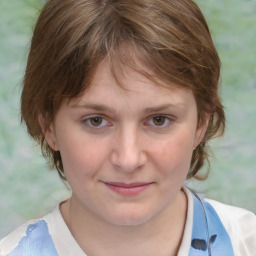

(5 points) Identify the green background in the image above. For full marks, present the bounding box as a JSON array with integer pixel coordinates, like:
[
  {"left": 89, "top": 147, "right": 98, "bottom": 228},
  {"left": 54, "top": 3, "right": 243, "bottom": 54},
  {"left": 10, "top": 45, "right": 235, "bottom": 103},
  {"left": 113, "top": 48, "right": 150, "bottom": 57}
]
[{"left": 0, "top": 0, "right": 255, "bottom": 238}]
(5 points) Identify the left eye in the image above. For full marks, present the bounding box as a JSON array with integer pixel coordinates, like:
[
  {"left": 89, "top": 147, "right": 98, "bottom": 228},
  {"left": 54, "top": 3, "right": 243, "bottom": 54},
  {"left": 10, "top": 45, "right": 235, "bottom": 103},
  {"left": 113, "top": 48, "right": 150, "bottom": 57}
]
[{"left": 147, "top": 116, "right": 172, "bottom": 127}]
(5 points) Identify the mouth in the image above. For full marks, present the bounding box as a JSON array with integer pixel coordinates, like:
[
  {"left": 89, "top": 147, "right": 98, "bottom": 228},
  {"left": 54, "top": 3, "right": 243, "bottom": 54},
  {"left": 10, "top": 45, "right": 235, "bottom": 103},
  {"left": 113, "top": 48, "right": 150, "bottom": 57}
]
[{"left": 102, "top": 181, "right": 154, "bottom": 196}]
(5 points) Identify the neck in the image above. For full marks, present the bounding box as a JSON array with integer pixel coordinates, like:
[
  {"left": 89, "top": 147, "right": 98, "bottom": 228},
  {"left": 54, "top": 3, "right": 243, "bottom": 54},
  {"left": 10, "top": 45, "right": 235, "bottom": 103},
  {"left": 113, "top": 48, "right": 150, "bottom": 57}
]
[{"left": 60, "top": 190, "right": 187, "bottom": 256}]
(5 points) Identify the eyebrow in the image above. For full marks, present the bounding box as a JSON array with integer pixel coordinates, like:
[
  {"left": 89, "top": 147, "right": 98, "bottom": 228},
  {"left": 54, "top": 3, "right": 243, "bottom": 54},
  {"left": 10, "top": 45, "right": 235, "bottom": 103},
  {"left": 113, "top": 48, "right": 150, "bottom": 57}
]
[
  {"left": 71, "top": 103, "right": 116, "bottom": 113},
  {"left": 71, "top": 102, "right": 184, "bottom": 114},
  {"left": 144, "top": 103, "right": 185, "bottom": 113},
  {"left": 71, "top": 103, "right": 184, "bottom": 114}
]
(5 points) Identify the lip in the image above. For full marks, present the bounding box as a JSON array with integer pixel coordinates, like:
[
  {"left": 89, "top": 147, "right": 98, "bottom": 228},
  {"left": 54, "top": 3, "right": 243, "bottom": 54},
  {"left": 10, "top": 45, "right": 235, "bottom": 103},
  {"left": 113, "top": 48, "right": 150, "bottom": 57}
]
[{"left": 103, "top": 181, "right": 153, "bottom": 196}]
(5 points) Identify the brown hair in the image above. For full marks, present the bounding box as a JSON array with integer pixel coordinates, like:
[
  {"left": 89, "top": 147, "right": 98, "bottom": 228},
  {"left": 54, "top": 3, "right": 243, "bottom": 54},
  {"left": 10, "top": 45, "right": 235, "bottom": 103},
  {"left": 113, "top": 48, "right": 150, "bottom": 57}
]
[{"left": 21, "top": 0, "right": 225, "bottom": 181}]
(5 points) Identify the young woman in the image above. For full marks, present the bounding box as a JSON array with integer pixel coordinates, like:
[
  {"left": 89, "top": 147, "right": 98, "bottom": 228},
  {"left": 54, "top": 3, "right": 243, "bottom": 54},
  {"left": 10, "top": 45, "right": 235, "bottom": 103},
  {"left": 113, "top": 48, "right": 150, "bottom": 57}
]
[{"left": 0, "top": 0, "right": 255, "bottom": 255}]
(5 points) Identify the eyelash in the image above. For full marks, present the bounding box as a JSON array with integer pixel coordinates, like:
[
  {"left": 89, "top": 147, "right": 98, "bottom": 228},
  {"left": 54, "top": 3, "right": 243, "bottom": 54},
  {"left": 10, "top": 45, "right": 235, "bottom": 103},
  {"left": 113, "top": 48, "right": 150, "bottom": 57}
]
[
  {"left": 145, "top": 115, "right": 173, "bottom": 128},
  {"left": 81, "top": 114, "right": 174, "bottom": 130},
  {"left": 81, "top": 115, "right": 111, "bottom": 129}
]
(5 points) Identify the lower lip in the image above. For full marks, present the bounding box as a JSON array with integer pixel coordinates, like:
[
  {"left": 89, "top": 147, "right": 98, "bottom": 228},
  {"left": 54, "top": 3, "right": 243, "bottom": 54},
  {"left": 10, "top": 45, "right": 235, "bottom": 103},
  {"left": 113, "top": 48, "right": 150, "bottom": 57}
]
[{"left": 104, "top": 183, "right": 152, "bottom": 196}]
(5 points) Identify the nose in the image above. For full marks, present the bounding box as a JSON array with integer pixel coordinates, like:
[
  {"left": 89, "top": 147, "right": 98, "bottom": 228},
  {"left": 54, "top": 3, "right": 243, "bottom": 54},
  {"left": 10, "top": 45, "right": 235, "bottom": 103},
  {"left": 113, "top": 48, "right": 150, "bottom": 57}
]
[{"left": 110, "top": 126, "right": 147, "bottom": 172}]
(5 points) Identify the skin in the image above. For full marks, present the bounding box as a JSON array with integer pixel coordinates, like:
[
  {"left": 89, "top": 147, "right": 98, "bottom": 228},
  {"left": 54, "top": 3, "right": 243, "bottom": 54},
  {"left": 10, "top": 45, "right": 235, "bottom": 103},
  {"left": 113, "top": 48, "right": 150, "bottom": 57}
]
[{"left": 43, "top": 59, "right": 209, "bottom": 256}]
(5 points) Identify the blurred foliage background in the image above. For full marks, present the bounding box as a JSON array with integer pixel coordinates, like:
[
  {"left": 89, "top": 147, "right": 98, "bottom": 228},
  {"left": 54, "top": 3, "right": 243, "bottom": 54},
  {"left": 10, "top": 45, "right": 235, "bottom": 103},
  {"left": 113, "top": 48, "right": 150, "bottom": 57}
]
[{"left": 0, "top": 0, "right": 255, "bottom": 238}]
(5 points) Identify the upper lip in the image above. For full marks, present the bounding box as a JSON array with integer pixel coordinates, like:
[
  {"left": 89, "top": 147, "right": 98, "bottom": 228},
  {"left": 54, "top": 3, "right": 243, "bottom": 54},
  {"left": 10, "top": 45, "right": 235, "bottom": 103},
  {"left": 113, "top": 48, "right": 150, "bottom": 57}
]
[{"left": 103, "top": 182, "right": 153, "bottom": 188}]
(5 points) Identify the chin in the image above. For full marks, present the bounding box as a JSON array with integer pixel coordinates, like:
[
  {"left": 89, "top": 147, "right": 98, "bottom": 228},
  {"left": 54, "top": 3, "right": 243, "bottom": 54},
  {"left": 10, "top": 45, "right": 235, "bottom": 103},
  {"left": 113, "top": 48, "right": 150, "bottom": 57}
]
[{"left": 104, "top": 207, "right": 157, "bottom": 226}]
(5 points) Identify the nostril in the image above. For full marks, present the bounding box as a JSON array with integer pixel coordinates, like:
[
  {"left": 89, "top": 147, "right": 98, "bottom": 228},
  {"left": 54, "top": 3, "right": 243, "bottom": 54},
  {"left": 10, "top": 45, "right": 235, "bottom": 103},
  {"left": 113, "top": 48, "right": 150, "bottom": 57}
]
[
  {"left": 110, "top": 129, "right": 147, "bottom": 172},
  {"left": 110, "top": 150, "right": 147, "bottom": 173}
]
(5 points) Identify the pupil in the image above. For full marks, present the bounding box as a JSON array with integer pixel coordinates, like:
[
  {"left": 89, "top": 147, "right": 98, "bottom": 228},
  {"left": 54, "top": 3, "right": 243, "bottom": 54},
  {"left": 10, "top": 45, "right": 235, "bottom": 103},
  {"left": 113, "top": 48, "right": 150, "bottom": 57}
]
[
  {"left": 153, "top": 116, "right": 165, "bottom": 126},
  {"left": 90, "top": 117, "right": 102, "bottom": 126}
]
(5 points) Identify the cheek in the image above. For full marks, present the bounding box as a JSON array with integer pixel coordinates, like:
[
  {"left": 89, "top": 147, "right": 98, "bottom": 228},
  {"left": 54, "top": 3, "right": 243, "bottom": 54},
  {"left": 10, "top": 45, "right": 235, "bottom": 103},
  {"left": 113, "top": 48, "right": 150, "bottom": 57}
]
[
  {"left": 152, "top": 131, "right": 194, "bottom": 177},
  {"left": 60, "top": 139, "right": 110, "bottom": 199},
  {"left": 58, "top": 135, "right": 108, "bottom": 180}
]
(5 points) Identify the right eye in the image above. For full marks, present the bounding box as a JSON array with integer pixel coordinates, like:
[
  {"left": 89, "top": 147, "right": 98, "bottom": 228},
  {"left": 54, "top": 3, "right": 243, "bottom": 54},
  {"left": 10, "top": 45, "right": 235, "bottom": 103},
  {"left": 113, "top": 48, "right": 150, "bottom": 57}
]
[
  {"left": 88, "top": 117, "right": 103, "bottom": 126},
  {"left": 82, "top": 115, "right": 110, "bottom": 129}
]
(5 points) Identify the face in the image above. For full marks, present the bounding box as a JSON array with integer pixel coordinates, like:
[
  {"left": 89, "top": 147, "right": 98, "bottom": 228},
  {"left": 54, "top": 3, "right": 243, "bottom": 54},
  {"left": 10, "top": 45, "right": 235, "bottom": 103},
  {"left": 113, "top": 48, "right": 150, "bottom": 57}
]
[{"left": 44, "top": 60, "right": 208, "bottom": 226}]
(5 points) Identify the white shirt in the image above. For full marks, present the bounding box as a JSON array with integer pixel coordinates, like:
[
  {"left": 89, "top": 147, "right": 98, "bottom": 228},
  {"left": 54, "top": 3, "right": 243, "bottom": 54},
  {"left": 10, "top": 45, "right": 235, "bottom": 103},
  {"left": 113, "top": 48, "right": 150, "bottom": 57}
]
[{"left": 1, "top": 188, "right": 255, "bottom": 256}]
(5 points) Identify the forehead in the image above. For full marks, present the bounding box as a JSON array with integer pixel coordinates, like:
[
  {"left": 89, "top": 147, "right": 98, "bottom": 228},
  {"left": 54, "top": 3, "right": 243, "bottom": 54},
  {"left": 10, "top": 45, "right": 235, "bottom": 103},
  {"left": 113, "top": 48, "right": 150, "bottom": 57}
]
[{"left": 69, "top": 59, "right": 196, "bottom": 111}]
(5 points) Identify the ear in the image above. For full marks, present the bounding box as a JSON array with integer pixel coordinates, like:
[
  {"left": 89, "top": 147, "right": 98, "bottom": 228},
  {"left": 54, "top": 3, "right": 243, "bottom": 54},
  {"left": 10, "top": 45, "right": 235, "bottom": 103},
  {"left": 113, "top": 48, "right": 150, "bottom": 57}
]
[
  {"left": 194, "top": 113, "right": 211, "bottom": 148},
  {"left": 38, "top": 115, "right": 59, "bottom": 151}
]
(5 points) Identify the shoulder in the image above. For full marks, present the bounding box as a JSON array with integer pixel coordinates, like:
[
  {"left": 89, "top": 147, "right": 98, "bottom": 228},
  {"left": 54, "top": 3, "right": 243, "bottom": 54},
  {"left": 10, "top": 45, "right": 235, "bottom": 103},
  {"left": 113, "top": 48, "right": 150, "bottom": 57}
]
[
  {"left": 0, "top": 218, "right": 39, "bottom": 255},
  {"left": 205, "top": 198, "right": 256, "bottom": 231},
  {"left": 205, "top": 198, "right": 256, "bottom": 255},
  {"left": 0, "top": 216, "right": 58, "bottom": 256},
  {"left": 0, "top": 203, "right": 84, "bottom": 256}
]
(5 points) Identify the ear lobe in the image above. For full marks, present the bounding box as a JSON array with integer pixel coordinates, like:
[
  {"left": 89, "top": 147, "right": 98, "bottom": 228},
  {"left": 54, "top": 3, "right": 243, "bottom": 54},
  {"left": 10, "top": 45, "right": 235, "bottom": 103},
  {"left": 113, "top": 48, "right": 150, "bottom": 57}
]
[
  {"left": 38, "top": 115, "right": 59, "bottom": 151},
  {"left": 194, "top": 113, "right": 211, "bottom": 148}
]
